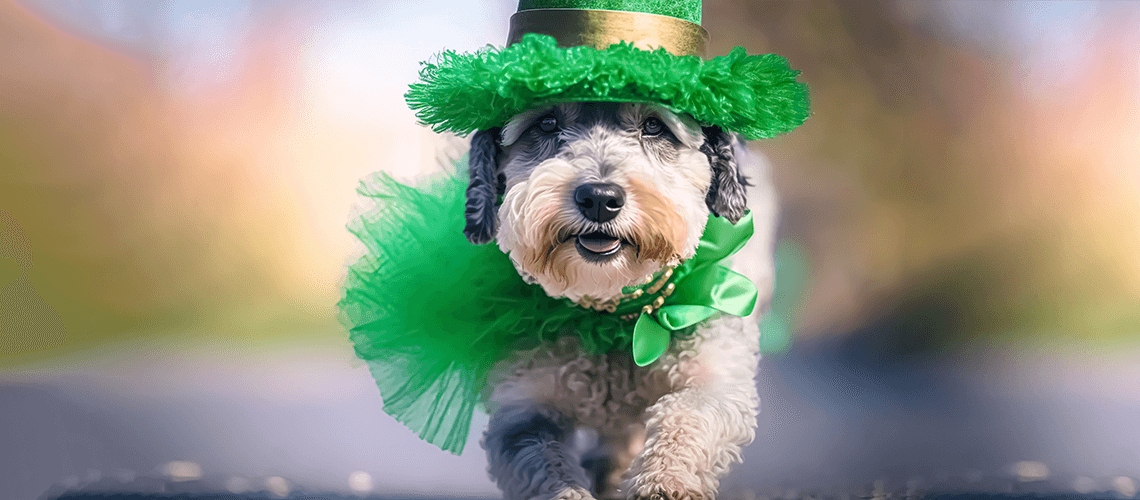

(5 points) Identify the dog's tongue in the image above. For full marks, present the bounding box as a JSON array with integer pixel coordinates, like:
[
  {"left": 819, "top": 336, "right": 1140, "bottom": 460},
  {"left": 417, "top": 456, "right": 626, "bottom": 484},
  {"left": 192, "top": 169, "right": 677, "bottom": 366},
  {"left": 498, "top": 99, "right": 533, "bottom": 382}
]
[{"left": 578, "top": 232, "right": 621, "bottom": 254}]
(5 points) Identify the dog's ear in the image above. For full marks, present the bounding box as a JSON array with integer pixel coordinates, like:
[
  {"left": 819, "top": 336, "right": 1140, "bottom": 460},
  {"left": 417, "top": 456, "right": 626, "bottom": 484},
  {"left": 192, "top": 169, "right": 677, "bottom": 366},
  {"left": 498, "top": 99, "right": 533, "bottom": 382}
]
[
  {"left": 700, "top": 125, "right": 749, "bottom": 224},
  {"left": 464, "top": 128, "right": 502, "bottom": 245}
]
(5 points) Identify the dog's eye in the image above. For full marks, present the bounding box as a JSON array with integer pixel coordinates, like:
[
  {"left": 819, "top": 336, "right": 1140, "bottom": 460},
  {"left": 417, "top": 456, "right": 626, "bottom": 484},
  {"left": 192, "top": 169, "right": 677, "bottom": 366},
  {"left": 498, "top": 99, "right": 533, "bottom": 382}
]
[
  {"left": 641, "top": 117, "right": 664, "bottom": 136},
  {"left": 538, "top": 115, "right": 559, "bottom": 134}
]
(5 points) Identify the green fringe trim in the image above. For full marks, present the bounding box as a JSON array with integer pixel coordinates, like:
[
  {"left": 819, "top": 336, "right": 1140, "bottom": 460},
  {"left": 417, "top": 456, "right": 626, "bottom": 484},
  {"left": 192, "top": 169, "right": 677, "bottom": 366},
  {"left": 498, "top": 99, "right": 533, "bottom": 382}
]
[{"left": 406, "top": 33, "right": 810, "bottom": 140}]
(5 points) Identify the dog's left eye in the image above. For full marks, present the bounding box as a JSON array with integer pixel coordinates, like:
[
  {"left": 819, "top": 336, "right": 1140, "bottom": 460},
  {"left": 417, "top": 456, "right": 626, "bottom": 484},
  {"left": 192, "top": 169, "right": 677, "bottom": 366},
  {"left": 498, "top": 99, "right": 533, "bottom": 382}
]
[
  {"left": 537, "top": 115, "right": 559, "bottom": 134},
  {"left": 641, "top": 117, "right": 664, "bottom": 136}
]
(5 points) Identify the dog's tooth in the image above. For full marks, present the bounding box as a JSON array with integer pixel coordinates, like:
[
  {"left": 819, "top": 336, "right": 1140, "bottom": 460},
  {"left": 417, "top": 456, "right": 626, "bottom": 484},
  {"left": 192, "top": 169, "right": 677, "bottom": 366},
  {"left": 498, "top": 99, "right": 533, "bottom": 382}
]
[{"left": 581, "top": 238, "right": 620, "bottom": 253}]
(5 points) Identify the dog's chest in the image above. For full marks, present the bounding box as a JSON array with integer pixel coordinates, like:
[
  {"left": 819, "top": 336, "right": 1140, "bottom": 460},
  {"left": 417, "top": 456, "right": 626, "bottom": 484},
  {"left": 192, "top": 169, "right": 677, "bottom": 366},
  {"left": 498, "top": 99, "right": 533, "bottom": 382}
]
[{"left": 485, "top": 324, "right": 723, "bottom": 434}]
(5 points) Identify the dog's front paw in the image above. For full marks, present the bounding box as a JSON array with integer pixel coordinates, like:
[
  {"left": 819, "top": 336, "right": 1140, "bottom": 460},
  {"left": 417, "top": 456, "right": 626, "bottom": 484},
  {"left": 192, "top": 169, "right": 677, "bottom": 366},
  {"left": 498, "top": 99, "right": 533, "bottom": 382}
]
[
  {"left": 622, "top": 479, "right": 707, "bottom": 500},
  {"left": 621, "top": 463, "right": 710, "bottom": 500},
  {"left": 533, "top": 485, "right": 596, "bottom": 500}
]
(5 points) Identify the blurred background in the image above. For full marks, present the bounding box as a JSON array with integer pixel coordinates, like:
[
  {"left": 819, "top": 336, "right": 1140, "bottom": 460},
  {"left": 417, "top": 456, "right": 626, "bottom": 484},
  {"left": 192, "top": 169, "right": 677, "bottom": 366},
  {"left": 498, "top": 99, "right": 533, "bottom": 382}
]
[{"left": 1, "top": 1, "right": 1138, "bottom": 499}]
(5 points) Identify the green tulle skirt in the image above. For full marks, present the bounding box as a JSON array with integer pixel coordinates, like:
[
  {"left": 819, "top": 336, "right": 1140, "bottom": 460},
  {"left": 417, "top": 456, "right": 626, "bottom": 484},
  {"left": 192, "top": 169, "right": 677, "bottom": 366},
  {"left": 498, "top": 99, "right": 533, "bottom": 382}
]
[{"left": 337, "top": 160, "right": 648, "bottom": 454}]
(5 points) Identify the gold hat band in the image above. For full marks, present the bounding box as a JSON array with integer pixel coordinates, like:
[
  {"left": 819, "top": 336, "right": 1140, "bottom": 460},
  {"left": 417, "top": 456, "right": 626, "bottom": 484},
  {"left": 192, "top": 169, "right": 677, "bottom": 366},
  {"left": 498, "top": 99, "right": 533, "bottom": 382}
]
[{"left": 507, "top": 9, "right": 709, "bottom": 58}]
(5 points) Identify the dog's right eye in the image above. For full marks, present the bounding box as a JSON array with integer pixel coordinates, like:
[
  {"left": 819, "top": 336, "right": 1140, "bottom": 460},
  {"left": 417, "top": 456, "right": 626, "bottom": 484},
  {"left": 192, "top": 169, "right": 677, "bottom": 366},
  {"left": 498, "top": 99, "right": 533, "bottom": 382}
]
[
  {"left": 641, "top": 117, "right": 664, "bottom": 136},
  {"left": 537, "top": 115, "right": 559, "bottom": 134}
]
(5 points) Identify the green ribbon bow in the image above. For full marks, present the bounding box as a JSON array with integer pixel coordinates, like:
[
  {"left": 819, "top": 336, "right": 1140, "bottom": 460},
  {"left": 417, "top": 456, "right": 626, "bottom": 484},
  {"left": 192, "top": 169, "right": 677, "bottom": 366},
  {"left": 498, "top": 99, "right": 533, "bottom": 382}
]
[{"left": 629, "top": 211, "right": 759, "bottom": 366}]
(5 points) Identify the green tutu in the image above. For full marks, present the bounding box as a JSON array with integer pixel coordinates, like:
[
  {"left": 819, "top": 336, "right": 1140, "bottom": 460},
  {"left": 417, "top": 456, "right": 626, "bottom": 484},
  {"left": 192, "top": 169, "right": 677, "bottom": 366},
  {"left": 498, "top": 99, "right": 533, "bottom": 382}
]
[{"left": 338, "top": 159, "right": 758, "bottom": 454}]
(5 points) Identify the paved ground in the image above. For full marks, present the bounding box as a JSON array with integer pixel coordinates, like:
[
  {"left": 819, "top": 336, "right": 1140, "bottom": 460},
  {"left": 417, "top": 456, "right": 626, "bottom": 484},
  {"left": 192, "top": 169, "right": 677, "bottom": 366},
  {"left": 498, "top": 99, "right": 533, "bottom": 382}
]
[
  {"left": 5, "top": 333, "right": 1139, "bottom": 500},
  {"left": 35, "top": 482, "right": 1136, "bottom": 500}
]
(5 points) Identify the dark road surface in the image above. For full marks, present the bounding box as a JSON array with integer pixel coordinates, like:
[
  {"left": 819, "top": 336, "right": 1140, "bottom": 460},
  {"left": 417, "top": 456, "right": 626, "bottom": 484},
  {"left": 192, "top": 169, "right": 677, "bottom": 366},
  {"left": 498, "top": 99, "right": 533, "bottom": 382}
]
[{"left": 5, "top": 334, "right": 1139, "bottom": 500}]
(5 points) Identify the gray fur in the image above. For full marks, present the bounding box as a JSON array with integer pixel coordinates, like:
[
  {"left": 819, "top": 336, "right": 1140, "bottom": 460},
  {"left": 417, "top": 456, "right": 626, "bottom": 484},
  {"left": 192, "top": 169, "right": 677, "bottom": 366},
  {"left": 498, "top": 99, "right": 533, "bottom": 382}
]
[
  {"left": 464, "top": 128, "right": 502, "bottom": 244},
  {"left": 701, "top": 126, "right": 749, "bottom": 224},
  {"left": 483, "top": 404, "right": 593, "bottom": 500}
]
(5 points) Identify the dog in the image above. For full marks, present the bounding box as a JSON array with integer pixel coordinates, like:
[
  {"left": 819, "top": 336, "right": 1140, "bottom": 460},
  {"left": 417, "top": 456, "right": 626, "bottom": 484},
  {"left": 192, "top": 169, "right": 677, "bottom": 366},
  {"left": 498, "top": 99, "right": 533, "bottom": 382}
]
[{"left": 463, "top": 101, "right": 778, "bottom": 500}]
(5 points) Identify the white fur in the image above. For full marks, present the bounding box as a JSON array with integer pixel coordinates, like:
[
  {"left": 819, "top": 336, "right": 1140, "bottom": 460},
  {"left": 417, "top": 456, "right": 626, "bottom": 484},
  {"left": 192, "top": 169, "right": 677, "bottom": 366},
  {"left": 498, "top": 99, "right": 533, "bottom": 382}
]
[
  {"left": 480, "top": 102, "right": 776, "bottom": 500},
  {"left": 496, "top": 103, "right": 710, "bottom": 302}
]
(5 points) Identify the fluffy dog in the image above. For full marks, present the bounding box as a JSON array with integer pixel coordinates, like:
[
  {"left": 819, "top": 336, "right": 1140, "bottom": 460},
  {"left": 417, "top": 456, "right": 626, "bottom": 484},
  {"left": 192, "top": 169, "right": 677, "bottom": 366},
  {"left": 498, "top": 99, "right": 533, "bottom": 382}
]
[{"left": 464, "top": 101, "right": 777, "bottom": 500}]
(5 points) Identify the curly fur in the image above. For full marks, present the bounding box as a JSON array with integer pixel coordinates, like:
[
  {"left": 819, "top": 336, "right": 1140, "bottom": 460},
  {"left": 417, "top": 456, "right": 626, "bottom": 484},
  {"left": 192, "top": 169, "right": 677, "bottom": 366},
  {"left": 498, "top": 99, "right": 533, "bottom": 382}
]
[{"left": 477, "top": 102, "right": 778, "bottom": 500}]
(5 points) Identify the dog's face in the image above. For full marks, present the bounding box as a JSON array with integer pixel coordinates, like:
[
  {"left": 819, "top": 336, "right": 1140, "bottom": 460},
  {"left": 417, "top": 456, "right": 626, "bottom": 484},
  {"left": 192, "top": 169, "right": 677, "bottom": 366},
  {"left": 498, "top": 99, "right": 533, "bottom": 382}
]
[{"left": 463, "top": 102, "right": 747, "bottom": 302}]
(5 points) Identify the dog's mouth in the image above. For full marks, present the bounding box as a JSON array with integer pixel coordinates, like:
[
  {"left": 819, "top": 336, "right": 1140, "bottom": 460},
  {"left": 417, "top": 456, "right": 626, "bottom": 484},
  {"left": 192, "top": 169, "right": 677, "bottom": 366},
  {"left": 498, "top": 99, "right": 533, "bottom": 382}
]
[{"left": 573, "top": 231, "right": 628, "bottom": 261}]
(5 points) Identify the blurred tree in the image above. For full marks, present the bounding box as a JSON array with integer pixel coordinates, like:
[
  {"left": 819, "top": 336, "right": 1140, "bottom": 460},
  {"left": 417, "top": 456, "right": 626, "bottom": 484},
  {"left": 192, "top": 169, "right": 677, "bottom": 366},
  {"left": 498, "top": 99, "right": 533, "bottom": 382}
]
[
  {"left": 0, "top": 0, "right": 310, "bottom": 363},
  {"left": 707, "top": 0, "right": 1140, "bottom": 355}
]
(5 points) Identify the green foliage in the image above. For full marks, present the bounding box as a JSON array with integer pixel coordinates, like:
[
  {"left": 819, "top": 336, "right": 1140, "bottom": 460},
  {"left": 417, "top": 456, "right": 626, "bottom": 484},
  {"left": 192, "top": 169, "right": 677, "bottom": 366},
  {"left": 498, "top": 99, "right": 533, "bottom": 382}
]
[{"left": 760, "top": 239, "right": 809, "bottom": 355}]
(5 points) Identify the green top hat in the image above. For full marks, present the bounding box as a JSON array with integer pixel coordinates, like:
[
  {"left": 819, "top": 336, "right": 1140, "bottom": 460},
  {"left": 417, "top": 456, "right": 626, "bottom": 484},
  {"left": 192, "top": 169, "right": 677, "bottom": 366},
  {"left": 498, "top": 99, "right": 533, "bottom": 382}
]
[{"left": 405, "top": 0, "right": 809, "bottom": 140}]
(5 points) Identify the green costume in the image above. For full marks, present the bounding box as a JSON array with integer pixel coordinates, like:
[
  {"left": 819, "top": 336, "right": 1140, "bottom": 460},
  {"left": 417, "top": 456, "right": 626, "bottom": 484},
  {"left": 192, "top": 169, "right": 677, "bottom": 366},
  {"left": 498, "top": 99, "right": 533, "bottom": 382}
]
[{"left": 338, "top": 0, "right": 810, "bottom": 454}]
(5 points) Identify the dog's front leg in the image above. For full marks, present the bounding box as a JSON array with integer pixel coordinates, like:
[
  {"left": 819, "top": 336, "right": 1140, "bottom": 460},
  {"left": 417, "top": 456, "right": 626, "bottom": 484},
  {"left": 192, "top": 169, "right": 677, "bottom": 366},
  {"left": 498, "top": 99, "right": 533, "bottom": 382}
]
[
  {"left": 620, "top": 316, "right": 762, "bottom": 500},
  {"left": 484, "top": 404, "right": 596, "bottom": 500}
]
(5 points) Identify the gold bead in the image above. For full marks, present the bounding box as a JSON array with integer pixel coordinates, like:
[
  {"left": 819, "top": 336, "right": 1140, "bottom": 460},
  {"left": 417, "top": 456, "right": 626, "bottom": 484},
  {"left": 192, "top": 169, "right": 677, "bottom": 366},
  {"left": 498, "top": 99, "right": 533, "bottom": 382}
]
[
  {"left": 662, "top": 268, "right": 674, "bottom": 280},
  {"left": 653, "top": 296, "right": 665, "bottom": 308},
  {"left": 644, "top": 274, "right": 655, "bottom": 284},
  {"left": 647, "top": 282, "right": 665, "bottom": 294},
  {"left": 642, "top": 305, "right": 654, "bottom": 315},
  {"left": 629, "top": 289, "right": 644, "bottom": 299},
  {"left": 662, "top": 283, "right": 675, "bottom": 297}
]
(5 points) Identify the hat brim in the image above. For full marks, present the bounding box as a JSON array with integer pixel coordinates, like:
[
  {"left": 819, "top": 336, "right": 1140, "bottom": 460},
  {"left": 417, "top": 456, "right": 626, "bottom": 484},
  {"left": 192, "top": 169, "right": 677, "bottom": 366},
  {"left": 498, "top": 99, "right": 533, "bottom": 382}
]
[{"left": 406, "top": 33, "right": 810, "bottom": 140}]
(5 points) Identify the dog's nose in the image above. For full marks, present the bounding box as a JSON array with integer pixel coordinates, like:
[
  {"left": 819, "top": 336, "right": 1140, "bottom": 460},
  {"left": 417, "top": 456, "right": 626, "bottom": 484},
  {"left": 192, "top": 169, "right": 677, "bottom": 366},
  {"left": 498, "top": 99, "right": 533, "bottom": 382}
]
[{"left": 574, "top": 182, "right": 625, "bottom": 223}]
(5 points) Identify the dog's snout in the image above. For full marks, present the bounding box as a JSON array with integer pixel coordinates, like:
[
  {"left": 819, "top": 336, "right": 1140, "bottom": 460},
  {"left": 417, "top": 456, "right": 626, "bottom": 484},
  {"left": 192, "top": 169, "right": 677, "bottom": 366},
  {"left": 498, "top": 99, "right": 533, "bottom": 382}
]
[{"left": 574, "top": 182, "right": 625, "bottom": 223}]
